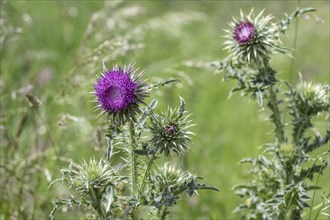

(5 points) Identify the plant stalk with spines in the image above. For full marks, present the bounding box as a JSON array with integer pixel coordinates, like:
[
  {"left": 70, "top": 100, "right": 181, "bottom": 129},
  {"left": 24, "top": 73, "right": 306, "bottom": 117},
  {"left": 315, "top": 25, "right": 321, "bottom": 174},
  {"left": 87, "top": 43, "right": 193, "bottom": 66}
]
[
  {"left": 128, "top": 120, "right": 138, "bottom": 196},
  {"left": 140, "top": 153, "right": 156, "bottom": 194},
  {"left": 158, "top": 206, "right": 169, "bottom": 220},
  {"left": 128, "top": 120, "right": 139, "bottom": 220},
  {"left": 267, "top": 84, "right": 286, "bottom": 144},
  {"left": 89, "top": 184, "right": 106, "bottom": 219},
  {"left": 256, "top": 61, "right": 286, "bottom": 144}
]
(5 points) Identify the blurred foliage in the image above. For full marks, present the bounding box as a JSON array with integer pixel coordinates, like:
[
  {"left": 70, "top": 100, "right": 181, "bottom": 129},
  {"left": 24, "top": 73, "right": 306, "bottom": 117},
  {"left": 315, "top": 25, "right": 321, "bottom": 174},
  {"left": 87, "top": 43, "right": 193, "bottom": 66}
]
[{"left": 0, "top": 0, "right": 329, "bottom": 219}]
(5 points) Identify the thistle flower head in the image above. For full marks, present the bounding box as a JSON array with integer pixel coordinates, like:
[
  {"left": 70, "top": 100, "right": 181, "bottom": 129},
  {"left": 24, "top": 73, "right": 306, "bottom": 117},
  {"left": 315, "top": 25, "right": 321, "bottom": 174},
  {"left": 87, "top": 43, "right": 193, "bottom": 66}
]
[
  {"left": 60, "top": 159, "right": 120, "bottom": 195},
  {"left": 53, "top": 159, "right": 126, "bottom": 219},
  {"left": 149, "top": 163, "right": 218, "bottom": 208},
  {"left": 224, "top": 9, "right": 279, "bottom": 65},
  {"left": 295, "top": 81, "right": 330, "bottom": 116},
  {"left": 94, "top": 64, "right": 148, "bottom": 124},
  {"left": 155, "top": 163, "right": 191, "bottom": 191},
  {"left": 150, "top": 97, "right": 194, "bottom": 157},
  {"left": 150, "top": 163, "right": 192, "bottom": 207}
]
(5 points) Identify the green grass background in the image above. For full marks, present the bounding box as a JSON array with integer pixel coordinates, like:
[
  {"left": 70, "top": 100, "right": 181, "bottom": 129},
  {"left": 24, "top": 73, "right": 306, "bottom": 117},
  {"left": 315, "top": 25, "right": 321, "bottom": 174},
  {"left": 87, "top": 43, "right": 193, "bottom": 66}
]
[{"left": 1, "top": 1, "right": 329, "bottom": 219}]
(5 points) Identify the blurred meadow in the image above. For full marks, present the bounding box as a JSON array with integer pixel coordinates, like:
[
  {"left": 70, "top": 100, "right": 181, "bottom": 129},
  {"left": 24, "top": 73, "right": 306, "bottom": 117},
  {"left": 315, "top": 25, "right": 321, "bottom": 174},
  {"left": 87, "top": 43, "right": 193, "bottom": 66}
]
[{"left": 1, "top": 0, "right": 329, "bottom": 219}]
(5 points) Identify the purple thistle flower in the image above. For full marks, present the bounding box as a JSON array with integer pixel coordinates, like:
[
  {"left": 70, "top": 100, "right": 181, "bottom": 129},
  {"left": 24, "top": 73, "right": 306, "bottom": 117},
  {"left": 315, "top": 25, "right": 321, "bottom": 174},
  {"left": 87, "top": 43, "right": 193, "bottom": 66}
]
[
  {"left": 233, "top": 21, "right": 255, "bottom": 44},
  {"left": 95, "top": 69, "right": 137, "bottom": 112},
  {"left": 94, "top": 65, "right": 148, "bottom": 123}
]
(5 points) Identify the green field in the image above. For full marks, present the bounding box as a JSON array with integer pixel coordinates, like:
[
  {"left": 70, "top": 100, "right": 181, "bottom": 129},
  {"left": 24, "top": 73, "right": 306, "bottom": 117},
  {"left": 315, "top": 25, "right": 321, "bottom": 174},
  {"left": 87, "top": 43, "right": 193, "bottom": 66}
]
[{"left": 1, "top": 1, "right": 329, "bottom": 219}]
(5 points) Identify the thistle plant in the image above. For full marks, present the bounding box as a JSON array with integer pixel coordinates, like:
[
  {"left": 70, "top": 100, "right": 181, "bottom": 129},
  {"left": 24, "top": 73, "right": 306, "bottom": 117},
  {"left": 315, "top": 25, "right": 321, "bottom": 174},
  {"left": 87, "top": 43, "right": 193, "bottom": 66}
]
[
  {"left": 215, "top": 8, "right": 330, "bottom": 220},
  {"left": 50, "top": 64, "right": 218, "bottom": 219}
]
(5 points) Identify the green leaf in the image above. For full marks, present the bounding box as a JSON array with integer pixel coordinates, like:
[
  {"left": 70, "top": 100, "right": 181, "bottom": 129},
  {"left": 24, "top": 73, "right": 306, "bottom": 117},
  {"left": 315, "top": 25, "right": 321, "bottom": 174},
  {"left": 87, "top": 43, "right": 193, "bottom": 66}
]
[
  {"left": 149, "top": 78, "right": 181, "bottom": 90},
  {"left": 136, "top": 99, "right": 158, "bottom": 137},
  {"left": 103, "top": 186, "right": 114, "bottom": 214},
  {"left": 178, "top": 96, "right": 185, "bottom": 117}
]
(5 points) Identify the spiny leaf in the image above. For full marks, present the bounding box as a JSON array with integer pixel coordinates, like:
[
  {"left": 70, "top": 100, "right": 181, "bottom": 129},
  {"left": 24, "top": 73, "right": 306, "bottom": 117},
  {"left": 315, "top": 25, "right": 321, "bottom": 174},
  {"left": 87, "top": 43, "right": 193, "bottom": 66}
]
[
  {"left": 149, "top": 78, "right": 181, "bottom": 90},
  {"left": 178, "top": 96, "right": 185, "bottom": 117}
]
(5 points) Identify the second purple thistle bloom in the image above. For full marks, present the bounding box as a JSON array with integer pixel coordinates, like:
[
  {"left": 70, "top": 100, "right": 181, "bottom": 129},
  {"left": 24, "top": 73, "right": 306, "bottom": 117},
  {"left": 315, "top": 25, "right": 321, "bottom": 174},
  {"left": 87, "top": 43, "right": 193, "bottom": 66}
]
[
  {"left": 94, "top": 68, "right": 138, "bottom": 113},
  {"left": 234, "top": 21, "right": 255, "bottom": 44}
]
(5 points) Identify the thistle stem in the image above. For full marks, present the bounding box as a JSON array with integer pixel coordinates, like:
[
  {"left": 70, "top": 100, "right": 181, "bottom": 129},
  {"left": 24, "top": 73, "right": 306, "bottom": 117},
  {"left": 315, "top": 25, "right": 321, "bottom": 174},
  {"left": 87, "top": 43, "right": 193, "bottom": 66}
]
[
  {"left": 156, "top": 207, "right": 162, "bottom": 218},
  {"left": 293, "top": 119, "right": 309, "bottom": 144},
  {"left": 159, "top": 206, "right": 169, "bottom": 220},
  {"left": 90, "top": 185, "right": 105, "bottom": 219},
  {"left": 140, "top": 154, "right": 156, "bottom": 194},
  {"left": 306, "top": 131, "right": 330, "bottom": 152},
  {"left": 267, "top": 85, "right": 286, "bottom": 143},
  {"left": 128, "top": 121, "right": 138, "bottom": 195},
  {"left": 308, "top": 165, "right": 322, "bottom": 220},
  {"left": 288, "top": 0, "right": 300, "bottom": 83},
  {"left": 128, "top": 121, "right": 139, "bottom": 219}
]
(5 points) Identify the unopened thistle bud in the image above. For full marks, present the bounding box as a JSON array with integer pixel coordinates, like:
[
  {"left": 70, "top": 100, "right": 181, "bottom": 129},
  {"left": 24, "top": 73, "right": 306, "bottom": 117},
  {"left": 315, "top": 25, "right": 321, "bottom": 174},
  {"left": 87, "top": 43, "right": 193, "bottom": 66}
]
[
  {"left": 149, "top": 163, "right": 218, "bottom": 208},
  {"left": 53, "top": 159, "right": 125, "bottom": 219},
  {"left": 156, "top": 163, "right": 191, "bottom": 189},
  {"left": 295, "top": 81, "right": 329, "bottom": 116},
  {"left": 61, "top": 159, "right": 117, "bottom": 194},
  {"left": 150, "top": 98, "right": 194, "bottom": 157},
  {"left": 94, "top": 64, "right": 149, "bottom": 124},
  {"left": 151, "top": 163, "right": 191, "bottom": 207}
]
